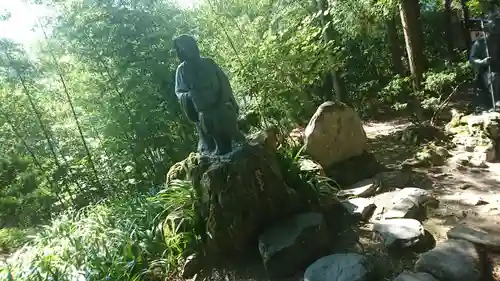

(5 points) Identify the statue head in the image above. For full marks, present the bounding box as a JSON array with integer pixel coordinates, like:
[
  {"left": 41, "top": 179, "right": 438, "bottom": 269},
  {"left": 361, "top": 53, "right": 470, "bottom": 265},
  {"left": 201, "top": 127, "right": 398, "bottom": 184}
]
[
  {"left": 486, "top": 14, "right": 500, "bottom": 35},
  {"left": 173, "top": 34, "right": 201, "bottom": 63}
]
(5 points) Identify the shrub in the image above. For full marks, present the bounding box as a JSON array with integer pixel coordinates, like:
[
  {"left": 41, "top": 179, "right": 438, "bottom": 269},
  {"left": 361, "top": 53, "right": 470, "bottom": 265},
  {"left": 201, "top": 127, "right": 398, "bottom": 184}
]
[{"left": 0, "top": 186, "right": 198, "bottom": 281}]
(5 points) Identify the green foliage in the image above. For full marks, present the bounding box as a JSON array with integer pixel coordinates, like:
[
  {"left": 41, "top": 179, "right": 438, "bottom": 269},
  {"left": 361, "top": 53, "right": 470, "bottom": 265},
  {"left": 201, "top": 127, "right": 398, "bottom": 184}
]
[
  {"left": 0, "top": 0, "right": 475, "bottom": 279},
  {"left": 0, "top": 188, "right": 198, "bottom": 280},
  {"left": 276, "top": 143, "right": 339, "bottom": 209},
  {"left": 0, "top": 228, "right": 36, "bottom": 251}
]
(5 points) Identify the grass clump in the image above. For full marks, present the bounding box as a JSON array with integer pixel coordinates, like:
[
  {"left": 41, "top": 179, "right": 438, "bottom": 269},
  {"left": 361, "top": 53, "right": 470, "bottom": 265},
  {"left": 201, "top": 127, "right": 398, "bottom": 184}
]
[
  {"left": 0, "top": 227, "right": 36, "bottom": 252},
  {"left": 0, "top": 182, "right": 199, "bottom": 281}
]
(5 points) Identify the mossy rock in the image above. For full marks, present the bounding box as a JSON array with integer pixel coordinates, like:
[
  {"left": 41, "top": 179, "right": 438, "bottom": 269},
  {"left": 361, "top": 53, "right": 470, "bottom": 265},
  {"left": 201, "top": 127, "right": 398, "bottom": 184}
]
[
  {"left": 165, "top": 143, "right": 305, "bottom": 258},
  {"left": 398, "top": 123, "right": 448, "bottom": 145},
  {"left": 166, "top": 152, "right": 202, "bottom": 185}
]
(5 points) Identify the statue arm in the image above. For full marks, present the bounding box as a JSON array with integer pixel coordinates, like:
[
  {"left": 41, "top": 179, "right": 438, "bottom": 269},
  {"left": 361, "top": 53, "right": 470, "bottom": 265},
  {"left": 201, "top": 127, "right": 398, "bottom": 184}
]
[
  {"left": 175, "top": 64, "right": 198, "bottom": 122},
  {"left": 175, "top": 64, "right": 190, "bottom": 99},
  {"left": 213, "top": 60, "right": 239, "bottom": 115},
  {"left": 469, "top": 39, "right": 489, "bottom": 68}
]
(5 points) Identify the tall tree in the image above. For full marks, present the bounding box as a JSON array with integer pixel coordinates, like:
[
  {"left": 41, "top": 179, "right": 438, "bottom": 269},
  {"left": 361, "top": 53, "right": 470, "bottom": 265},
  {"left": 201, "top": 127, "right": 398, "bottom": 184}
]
[
  {"left": 386, "top": 14, "right": 406, "bottom": 75},
  {"left": 444, "top": 0, "right": 456, "bottom": 60},
  {"left": 399, "top": 0, "right": 425, "bottom": 89}
]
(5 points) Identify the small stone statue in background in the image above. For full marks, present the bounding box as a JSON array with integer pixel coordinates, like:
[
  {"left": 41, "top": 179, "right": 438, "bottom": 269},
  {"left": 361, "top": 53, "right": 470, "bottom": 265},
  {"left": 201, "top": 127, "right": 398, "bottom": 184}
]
[
  {"left": 173, "top": 34, "right": 245, "bottom": 155},
  {"left": 470, "top": 14, "right": 500, "bottom": 110}
]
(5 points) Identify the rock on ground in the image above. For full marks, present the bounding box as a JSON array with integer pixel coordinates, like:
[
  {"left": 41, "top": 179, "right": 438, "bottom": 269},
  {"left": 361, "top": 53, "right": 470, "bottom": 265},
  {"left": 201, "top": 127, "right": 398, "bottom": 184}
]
[
  {"left": 337, "top": 178, "right": 378, "bottom": 199},
  {"left": 447, "top": 225, "right": 500, "bottom": 253},
  {"left": 392, "top": 271, "right": 439, "bottom": 281},
  {"left": 304, "top": 101, "right": 367, "bottom": 167},
  {"left": 371, "top": 187, "right": 438, "bottom": 221},
  {"left": 258, "top": 212, "right": 330, "bottom": 278},
  {"left": 304, "top": 253, "right": 373, "bottom": 281},
  {"left": 326, "top": 151, "right": 384, "bottom": 188},
  {"left": 341, "top": 198, "right": 376, "bottom": 221},
  {"left": 414, "top": 239, "right": 484, "bottom": 281},
  {"left": 373, "top": 219, "right": 425, "bottom": 249},
  {"left": 446, "top": 111, "right": 500, "bottom": 163}
]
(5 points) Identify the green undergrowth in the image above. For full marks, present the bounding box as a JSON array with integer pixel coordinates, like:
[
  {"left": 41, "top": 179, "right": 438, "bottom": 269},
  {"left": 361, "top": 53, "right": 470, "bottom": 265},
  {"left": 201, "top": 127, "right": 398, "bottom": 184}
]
[
  {"left": 0, "top": 144, "right": 337, "bottom": 281},
  {"left": 0, "top": 227, "right": 36, "bottom": 252},
  {"left": 0, "top": 184, "right": 199, "bottom": 281}
]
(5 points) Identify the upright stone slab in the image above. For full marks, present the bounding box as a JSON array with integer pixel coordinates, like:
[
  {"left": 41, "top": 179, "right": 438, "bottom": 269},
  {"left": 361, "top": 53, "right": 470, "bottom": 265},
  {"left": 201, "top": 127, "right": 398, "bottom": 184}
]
[
  {"left": 259, "top": 213, "right": 330, "bottom": 278},
  {"left": 304, "top": 101, "right": 367, "bottom": 167}
]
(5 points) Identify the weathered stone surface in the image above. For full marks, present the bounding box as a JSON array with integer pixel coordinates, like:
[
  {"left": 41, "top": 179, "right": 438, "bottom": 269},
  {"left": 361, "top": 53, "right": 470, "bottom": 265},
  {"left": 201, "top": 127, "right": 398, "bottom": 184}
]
[
  {"left": 373, "top": 219, "right": 425, "bottom": 248},
  {"left": 371, "top": 188, "right": 438, "bottom": 221},
  {"left": 414, "top": 239, "right": 484, "bottom": 281},
  {"left": 341, "top": 198, "right": 376, "bottom": 221},
  {"left": 374, "top": 170, "right": 411, "bottom": 191},
  {"left": 447, "top": 111, "right": 500, "bottom": 164},
  {"left": 397, "top": 123, "right": 448, "bottom": 145},
  {"left": 447, "top": 225, "right": 500, "bottom": 252},
  {"left": 304, "top": 101, "right": 367, "bottom": 167},
  {"left": 403, "top": 145, "right": 450, "bottom": 168},
  {"left": 304, "top": 253, "right": 373, "bottom": 281},
  {"left": 326, "top": 152, "right": 384, "bottom": 188},
  {"left": 338, "top": 178, "right": 378, "bottom": 199},
  {"left": 167, "top": 144, "right": 303, "bottom": 257},
  {"left": 247, "top": 127, "right": 279, "bottom": 153},
  {"left": 393, "top": 271, "right": 439, "bottom": 281},
  {"left": 298, "top": 158, "right": 325, "bottom": 176},
  {"left": 259, "top": 212, "right": 330, "bottom": 278},
  {"left": 166, "top": 152, "right": 200, "bottom": 185}
]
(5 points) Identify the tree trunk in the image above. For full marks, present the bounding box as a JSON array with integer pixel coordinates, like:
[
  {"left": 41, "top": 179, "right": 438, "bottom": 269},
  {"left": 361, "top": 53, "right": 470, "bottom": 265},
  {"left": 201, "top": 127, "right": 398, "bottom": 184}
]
[
  {"left": 38, "top": 20, "right": 104, "bottom": 195},
  {"left": 460, "top": 0, "right": 472, "bottom": 54},
  {"left": 444, "top": 0, "right": 456, "bottom": 60},
  {"left": 386, "top": 15, "right": 406, "bottom": 75},
  {"left": 399, "top": 0, "right": 425, "bottom": 90},
  {"left": 314, "top": 0, "right": 346, "bottom": 101}
]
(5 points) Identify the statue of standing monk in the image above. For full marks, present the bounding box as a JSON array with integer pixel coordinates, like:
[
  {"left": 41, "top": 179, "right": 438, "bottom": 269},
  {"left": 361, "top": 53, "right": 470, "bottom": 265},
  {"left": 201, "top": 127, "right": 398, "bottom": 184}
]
[
  {"left": 470, "top": 14, "right": 500, "bottom": 110},
  {"left": 173, "top": 34, "right": 245, "bottom": 155}
]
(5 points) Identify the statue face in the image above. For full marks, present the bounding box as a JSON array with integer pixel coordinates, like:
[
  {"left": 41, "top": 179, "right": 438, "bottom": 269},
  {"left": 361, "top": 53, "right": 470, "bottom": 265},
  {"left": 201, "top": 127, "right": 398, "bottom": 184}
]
[
  {"left": 487, "top": 17, "right": 500, "bottom": 35},
  {"left": 175, "top": 44, "right": 188, "bottom": 62}
]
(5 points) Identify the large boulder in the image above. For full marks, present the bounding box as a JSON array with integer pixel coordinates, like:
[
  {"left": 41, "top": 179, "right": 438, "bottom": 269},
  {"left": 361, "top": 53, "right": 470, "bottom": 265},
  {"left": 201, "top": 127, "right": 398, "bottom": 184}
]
[
  {"left": 165, "top": 143, "right": 303, "bottom": 257},
  {"left": 447, "top": 225, "right": 500, "bottom": 253},
  {"left": 258, "top": 212, "right": 330, "bottom": 278},
  {"left": 304, "top": 101, "right": 368, "bottom": 167},
  {"left": 414, "top": 239, "right": 485, "bottom": 281}
]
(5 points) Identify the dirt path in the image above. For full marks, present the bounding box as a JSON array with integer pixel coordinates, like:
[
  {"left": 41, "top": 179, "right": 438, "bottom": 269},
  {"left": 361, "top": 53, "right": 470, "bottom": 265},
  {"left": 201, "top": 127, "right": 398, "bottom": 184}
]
[{"left": 364, "top": 115, "right": 500, "bottom": 280}]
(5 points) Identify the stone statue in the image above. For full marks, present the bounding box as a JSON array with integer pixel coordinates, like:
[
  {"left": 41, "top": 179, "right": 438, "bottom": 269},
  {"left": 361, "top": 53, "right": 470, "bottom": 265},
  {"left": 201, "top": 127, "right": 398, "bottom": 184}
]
[
  {"left": 174, "top": 34, "right": 245, "bottom": 155},
  {"left": 470, "top": 14, "right": 500, "bottom": 109}
]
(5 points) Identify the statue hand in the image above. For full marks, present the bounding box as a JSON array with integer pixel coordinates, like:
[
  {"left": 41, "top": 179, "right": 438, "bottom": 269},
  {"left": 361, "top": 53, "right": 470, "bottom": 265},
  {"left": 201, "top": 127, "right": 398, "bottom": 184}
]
[{"left": 481, "top": 57, "right": 492, "bottom": 65}]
